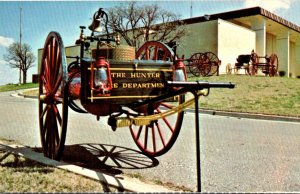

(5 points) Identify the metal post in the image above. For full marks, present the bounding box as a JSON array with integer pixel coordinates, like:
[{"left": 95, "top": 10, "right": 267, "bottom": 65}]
[{"left": 192, "top": 90, "right": 201, "bottom": 192}]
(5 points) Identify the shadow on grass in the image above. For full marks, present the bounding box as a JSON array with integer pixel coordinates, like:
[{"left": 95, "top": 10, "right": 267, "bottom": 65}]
[
  {"left": 0, "top": 150, "right": 54, "bottom": 174},
  {"left": 34, "top": 143, "right": 159, "bottom": 176}
]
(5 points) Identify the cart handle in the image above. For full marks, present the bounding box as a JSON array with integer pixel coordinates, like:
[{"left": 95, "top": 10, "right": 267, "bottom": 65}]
[{"left": 167, "top": 81, "right": 235, "bottom": 90}]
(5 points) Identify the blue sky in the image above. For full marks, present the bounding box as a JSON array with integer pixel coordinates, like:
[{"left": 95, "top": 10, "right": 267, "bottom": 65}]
[{"left": 0, "top": 0, "right": 299, "bottom": 85}]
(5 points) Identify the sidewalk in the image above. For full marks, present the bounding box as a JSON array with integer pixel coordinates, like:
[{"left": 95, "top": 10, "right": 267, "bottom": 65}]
[{"left": 0, "top": 140, "right": 178, "bottom": 192}]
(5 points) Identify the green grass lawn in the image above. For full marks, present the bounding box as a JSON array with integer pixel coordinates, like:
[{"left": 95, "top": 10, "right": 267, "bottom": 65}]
[
  {"left": 1, "top": 75, "right": 300, "bottom": 117},
  {"left": 187, "top": 74, "right": 300, "bottom": 117},
  {"left": 0, "top": 83, "right": 38, "bottom": 92}
]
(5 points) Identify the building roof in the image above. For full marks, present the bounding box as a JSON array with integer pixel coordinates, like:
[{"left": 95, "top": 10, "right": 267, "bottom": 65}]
[{"left": 184, "top": 6, "right": 300, "bottom": 34}]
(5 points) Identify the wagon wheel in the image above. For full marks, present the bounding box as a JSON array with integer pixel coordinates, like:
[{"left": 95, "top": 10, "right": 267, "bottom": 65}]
[
  {"left": 268, "top": 54, "right": 278, "bottom": 77},
  {"left": 233, "top": 64, "right": 239, "bottom": 74},
  {"left": 39, "top": 32, "right": 68, "bottom": 160},
  {"left": 188, "top": 53, "right": 211, "bottom": 77},
  {"left": 131, "top": 41, "right": 185, "bottom": 157},
  {"left": 204, "top": 52, "right": 220, "bottom": 76},
  {"left": 245, "top": 63, "right": 252, "bottom": 75},
  {"left": 250, "top": 52, "right": 259, "bottom": 76},
  {"left": 136, "top": 40, "right": 174, "bottom": 61},
  {"left": 226, "top": 63, "right": 232, "bottom": 74}
]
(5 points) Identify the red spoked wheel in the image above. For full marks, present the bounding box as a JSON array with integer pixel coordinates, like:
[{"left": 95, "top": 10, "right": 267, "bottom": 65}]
[
  {"left": 136, "top": 41, "right": 174, "bottom": 61},
  {"left": 204, "top": 52, "right": 220, "bottom": 76},
  {"left": 268, "top": 54, "right": 278, "bottom": 77},
  {"left": 39, "top": 32, "right": 68, "bottom": 160},
  {"left": 188, "top": 52, "right": 211, "bottom": 77},
  {"left": 130, "top": 41, "right": 185, "bottom": 157}
]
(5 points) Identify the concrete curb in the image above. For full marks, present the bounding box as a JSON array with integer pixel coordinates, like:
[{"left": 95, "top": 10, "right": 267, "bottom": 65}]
[
  {"left": 196, "top": 109, "right": 300, "bottom": 123},
  {"left": 0, "top": 142, "right": 177, "bottom": 192},
  {"left": 16, "top": 88, "right": 38, "bottom": 99}
]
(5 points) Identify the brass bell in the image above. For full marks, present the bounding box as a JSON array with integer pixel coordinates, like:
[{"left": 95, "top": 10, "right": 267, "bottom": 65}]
[{"left": 89, "top": 8, "right": 104, "bottom": 32}]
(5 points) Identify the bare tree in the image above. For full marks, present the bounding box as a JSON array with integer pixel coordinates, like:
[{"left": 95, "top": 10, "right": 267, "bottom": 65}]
[
  {"left": 3, "top": 42, "right": 35, "bottom": 84},
  {"left": 105, "top": 1, "right": 188, "bottom": 49}
]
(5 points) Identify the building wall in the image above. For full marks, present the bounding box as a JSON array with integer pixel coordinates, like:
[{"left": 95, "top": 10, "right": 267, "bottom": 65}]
[
  {"left": 296, "top": 43, "right": 300, "bottom": 77},
  {"left": 266, "top": 33, "right": 276, "bottom": 55},
  {"left": 290, "top": 41, "right": 296, "bottom": 77},
  {"left": 177, "top": 20, "right": 218, "bottom": 60},
  {"left": 217, "top": 19, "right": 256, "bottom": 74}
]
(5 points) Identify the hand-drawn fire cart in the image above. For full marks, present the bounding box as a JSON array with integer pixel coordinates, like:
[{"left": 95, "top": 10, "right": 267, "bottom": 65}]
[
  {"left": 39, "top": 8, "right": 234, "bottom": 165},
  {"left": 226, "top": 50, "right": 279, "bottom": 76}
]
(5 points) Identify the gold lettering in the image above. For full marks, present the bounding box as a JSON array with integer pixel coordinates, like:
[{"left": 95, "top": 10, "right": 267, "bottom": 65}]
[
  {"left": 130, "top": 73, "right": 136, "bottom": 78},
  {"left": 129, "top": 72, "right": 162, "bottom": 78},
  {"left": 112, "top": 72, "right": 126, "bottom": 78},
  {"left": 113, "top": 83, "right": 119, "bottom": 88},
  {"left": 122, "top": 82, "right": 164, "bottom": 88}
]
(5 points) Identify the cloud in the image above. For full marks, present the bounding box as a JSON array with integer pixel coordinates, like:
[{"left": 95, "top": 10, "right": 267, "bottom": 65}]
[
  {"left": 0, "top": 36, "right": 14, "bottom": 47},
  {"left": 244, "top": 0, "right": 293, "bottom": 12}
]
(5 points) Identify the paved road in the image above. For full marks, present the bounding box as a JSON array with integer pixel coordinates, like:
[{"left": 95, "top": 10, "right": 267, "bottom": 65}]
[{"left": 1, "top": 90, "right": 300, "bottom": 192}]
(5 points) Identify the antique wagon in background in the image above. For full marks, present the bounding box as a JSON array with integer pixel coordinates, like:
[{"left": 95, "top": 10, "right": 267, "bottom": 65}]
[
  {"left": 226, "top": 50, "right": 279, "bottom": 76},
  {"left": 187, "top": 52, "right": 221, "bottom": 77}
]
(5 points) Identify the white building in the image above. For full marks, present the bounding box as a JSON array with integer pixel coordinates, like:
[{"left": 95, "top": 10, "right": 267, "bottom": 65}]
[
  {"left": 38, "top": 6, "right": 300, "bottom": 78},
  {"left": 177, "top": 6, "right": 300, "bottom": 77}
]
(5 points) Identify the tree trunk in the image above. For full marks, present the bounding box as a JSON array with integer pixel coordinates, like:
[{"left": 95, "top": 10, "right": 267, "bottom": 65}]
[{"left": 22, "top": 70, "right": 27, "bottom": 84}]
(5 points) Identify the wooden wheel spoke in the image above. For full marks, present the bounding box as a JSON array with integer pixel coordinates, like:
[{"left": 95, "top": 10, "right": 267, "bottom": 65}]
[
  {"left": 156, "top": 122, "right": 166, "bottom": 147},
  {"left": 161, "top": 116, "right": 174, "bottom": 133},
  {"left": 50, "top": 39, "right": 58, "bottom": 87},
  {"left": 52, "top": 53, "right": 61, "bottom": 87},
  {"left": 50, "top": 38, "right": 56, "bottom": 70},
  {"left": 52, "top": 108, "right": 60, "bottom": 146},
  {"left": 45, "top": 108, "right": 52, "bottom": 153},
  {"left": 145, "top": 48, "right": 150, "bottom": 60},
  {"left": 135, "top": 126, "right": 143, "bottom": 141},
  {"left": 156, "top": 107, "right": 174, "bottom": 133},
  {"left": 42, "top": 109, "right": 49, "bottom": 140},
  {"left": 47, "top": 45, "right": 51, "bottom": 76},
  {"left": 52, "top": 104, "right": 62, "bottom": 126},
  {"left": 40, "top": 105, "right": 48, "bottom": 120},
  {"left": 42, "top": 75, "right": 51, "bottom": 93},
  {"left": 52, "top": 75, "right": 62, "bottom": 95},
  {"left": 48, "top": 107, "right": 55, "bottom": 154},
  {"left": 153, "top": 46, "right": 158, "bottom": 60},
  {"left": 152, "top": 126, "right": 156, "bottom": 153},
  {"left": 160, "top": 102, "right": 173, "bottom": 109},
  {"left": 44, "top": 58, "right": 51, "bottom": 85},
  {"left": 144, "top": 127, "right": 149, "bottom": 150}
]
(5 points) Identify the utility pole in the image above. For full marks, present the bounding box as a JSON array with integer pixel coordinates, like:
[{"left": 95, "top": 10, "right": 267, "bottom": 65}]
[
  {"left": 19, "top": 7, "right": 22, "bottom": 85},
  {"left": 190, "top": 0, "right": 193, "bottom": 18}
]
